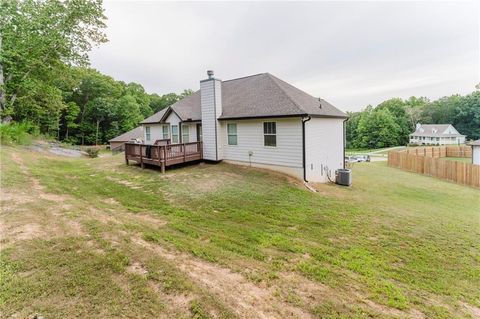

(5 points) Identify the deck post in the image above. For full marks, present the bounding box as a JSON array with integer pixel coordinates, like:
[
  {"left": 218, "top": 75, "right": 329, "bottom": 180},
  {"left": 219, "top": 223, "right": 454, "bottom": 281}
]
[
  {"left": 125, "top": 144, "right": 129, "bottom": 165},
  {"left": 183, "top": 143, "right": 186, "bottom": 162},
  {"left": 140, "top": 145, "right": 144, "bottom": 169},
  {"left": 161, "top": 145, "right": 166, "bottom": 173}
]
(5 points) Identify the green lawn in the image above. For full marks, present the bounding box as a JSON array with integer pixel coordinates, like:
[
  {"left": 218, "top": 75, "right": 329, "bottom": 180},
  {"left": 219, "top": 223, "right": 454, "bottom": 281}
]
[
  {"left": 444, "top": 157, "right": 472, "bottom": 163},
  {"left": 1, "top": 145, "right": 479, "bottom": 318}
]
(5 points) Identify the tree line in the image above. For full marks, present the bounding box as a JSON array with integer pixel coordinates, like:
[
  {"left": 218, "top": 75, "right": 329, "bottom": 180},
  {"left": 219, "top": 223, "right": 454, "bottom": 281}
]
[
  {"left": 346, "top": 90, "right": 480, "bottom": 149},
  {"left": 2, "top": 1, "right": 478, "bottom": 148},
  {"left": 0, "top": 0, "right": 191, "bottom": 145}
]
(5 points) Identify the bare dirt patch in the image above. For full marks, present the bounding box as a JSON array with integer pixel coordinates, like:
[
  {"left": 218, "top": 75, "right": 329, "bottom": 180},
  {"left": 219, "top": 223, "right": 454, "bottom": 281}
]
[
  {"left": 132, "top": 237, "right": 312, "bottom": 319},
  {"left": 460, "top": 301, "right": 480, "bottom": 318},
  {"left": 127, "top": 261, "right": 148, "bottom": 276}
]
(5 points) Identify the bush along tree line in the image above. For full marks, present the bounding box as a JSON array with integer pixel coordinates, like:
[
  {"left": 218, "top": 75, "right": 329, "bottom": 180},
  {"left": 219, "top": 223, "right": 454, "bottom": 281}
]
[
  {"left": 0, "top": 0, "right": 192, "bottom": 145},
  {"left": 346, "top": 91, "right": 480, "bottom": 149}
]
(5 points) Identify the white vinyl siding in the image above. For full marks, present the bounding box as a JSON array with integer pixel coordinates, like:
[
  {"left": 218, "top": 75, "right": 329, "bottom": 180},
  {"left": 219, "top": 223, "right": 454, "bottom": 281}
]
[
  {"left": 200, "top": 78, "right": 222, "bottom": 160},
  {"left": 142, "top": 124, "right": 164, "bottom": 144},
  {"left": 171, "top": 125, "right": 179, "bottom": 144},
  {"left": 222, "top": 118, "right": 302, "bottom": 168},
  {"left": 304, "top": 117, "right": 344, "bottom": 183},
  {"left": 227, "top": 123, "right": 237, "bottom": 145},
  {"left": 473, "top": 146, "right": 480, "bottom": 165}
]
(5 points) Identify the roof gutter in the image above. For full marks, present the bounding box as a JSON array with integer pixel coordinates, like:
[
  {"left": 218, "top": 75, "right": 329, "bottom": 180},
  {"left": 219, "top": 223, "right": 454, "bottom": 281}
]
[{"left": 302, "top": 116, "right": 311, "bottom": 182}]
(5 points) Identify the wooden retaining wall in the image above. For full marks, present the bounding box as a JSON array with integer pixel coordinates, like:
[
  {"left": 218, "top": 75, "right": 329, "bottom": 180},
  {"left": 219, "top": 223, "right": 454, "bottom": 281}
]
[{"left": 388, "top": 146, "right": 479, "bottom": 188}]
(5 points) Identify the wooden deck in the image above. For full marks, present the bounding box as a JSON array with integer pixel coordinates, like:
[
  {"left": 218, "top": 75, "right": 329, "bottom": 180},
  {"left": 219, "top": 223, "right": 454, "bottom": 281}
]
[{"left": 125, "top": 142, "right": 202, "bottom": 173}]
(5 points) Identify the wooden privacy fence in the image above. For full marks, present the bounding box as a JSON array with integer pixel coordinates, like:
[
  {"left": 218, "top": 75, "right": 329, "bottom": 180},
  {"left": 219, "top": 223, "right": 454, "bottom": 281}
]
[
  {"left": 388, "top": 146, "right": 479, "bottom": 188},
  {"left": 404, "top": 146, "right": 472, "bottom": 158}
]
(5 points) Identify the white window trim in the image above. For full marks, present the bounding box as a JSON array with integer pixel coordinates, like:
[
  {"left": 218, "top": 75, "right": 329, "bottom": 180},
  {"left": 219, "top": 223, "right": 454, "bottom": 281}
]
[
  {"left": 227, "top": 123, "right": 238, "bottom": 146},
  {"left": 145, "top": 126, "right": 151, "bottom": 142},
  {"left": 263, "top": 122, "right": 277, "bottom": 148},
  {"left": 182, "top": 124, "right": 190, "bottom": 143},
  {"left": 162, "top": 125, "right": 169, "bottom": 140},
  {"left": 171, "top": 125, "right": 179, "bottom": 144}
]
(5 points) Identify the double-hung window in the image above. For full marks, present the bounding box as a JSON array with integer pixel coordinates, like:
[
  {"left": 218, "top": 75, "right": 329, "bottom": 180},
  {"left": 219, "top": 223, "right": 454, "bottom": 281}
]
[
  {"left": 162, "top": 125, "right": 169, "bottom": 139},
  {"left": 182, "top": 124, "right": 189, "bottom": 143},
  {"left": 171, "top": 125, "right": 179, "bottom": 144},
  {"left": 263, "top": 122, "right": 276, "bottom": 147},
  {"left": 227, "top": 123, "right": 237, "bottom": 145},
  {"left": 145, "top": 126, "right": 151, "bottom": 142}
]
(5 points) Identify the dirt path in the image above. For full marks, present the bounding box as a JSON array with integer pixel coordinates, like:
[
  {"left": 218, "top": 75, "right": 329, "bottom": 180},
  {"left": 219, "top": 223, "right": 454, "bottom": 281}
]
[{"left": 133, "top": 237, "right": 312, "bottom": 319}]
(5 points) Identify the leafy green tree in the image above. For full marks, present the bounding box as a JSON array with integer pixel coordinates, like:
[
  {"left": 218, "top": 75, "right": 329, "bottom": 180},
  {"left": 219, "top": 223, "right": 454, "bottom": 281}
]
[
  {"left": 376, "top": 98, "right": 411, "bottom": 144},
  {"left": 453, "top": 91, "right": 480, "bottom": 140},
  {"left": 355, "top": 107, "right": 401, "bottom": 148},
  {"left": 346, "top": 111, "right": 361, "bottom": 148},
  {"left": 124, "top": 82, "right": 151, "bottom": 118},
  {"left": 0, "top": 0, "right": 107, "bottom": 120},
  {"left": 115, "top": 95, "right": 143, "bottom": 133},
  {"left": 62, "top": 102, "right": 80, "bottom": 141}
]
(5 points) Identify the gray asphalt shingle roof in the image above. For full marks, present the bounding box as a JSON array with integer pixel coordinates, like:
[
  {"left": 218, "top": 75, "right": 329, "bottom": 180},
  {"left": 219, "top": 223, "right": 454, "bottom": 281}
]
[
  {"left": 108, "top": 126, "right": 143, "bottom": 142},
  {"left": 142, "top": 73, "right": 347, "bottom": 124},
  {"left": 468, "top": 139, "right": 480, "bottom": 146},
  {"left": 409, "top": 124, "right": 465, "bottom": 137},
  {"left": 140, "top": 107, "right": 169, "bottom": 124}
]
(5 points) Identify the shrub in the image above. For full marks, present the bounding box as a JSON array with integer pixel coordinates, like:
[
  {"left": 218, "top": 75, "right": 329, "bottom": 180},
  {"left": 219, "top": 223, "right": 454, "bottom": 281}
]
[
  {"left": 0, "top": 121, "right": 39, "bottom": 145},
  {"left": 85, "top": 147, "right": 100, "bottom": 158}
]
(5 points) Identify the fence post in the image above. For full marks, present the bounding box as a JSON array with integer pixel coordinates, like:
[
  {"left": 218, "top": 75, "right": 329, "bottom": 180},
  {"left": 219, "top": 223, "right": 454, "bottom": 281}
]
[{"left": 125, "top": 144, "right": 129, "bottom": 165}]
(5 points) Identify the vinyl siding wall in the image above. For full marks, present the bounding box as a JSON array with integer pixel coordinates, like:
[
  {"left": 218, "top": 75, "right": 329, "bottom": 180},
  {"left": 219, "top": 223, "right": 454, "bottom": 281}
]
[
  {"left": 143, "top": 124, "right": 164, "bottom": 144},
  {"left": 473, "top": 146, "right": 480, "bottom": 165},
  {"left": 304, "top": 117, "right": 344, "bottom": 183},
  {"left": 142, "top": 111, "right": 198, "bottom": 144},
  {"left": 221, "top": 118, "right": 303, "bottom": 170},
  {"left": 201, "top": 79, "right": 222, "bottom": 160}
]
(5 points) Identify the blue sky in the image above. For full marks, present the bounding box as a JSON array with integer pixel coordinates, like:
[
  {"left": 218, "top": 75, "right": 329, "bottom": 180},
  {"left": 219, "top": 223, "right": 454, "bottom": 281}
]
[{"left": 90, "top": 1, "right": 479, "bottom": 112}]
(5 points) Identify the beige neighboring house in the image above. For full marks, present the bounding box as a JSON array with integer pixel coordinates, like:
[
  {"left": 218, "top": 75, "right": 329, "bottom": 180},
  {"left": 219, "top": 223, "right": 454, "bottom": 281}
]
[
  {"left": 409, "top": 123, "right": 465, "bottom": 145},
  {"left": 469, "top": 140, "right": 480, "bottom": 165},
  {"left": 109, "top": 126, "right": 143, "bottom": 151}
]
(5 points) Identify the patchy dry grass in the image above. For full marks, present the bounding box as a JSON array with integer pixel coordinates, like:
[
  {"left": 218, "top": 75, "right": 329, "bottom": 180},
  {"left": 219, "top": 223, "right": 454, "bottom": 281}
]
[{"left": 1, "top": 145, "right": 479, "bottom": 318}]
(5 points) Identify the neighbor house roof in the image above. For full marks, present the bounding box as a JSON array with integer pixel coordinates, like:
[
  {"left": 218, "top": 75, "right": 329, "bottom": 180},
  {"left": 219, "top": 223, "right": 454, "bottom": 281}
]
[
  {"left": 468, "top": 139, "right": 480, "bottom": 146},
  {"left": 141, "top": 107, "right": 169, "bottom": 124},
  {"left": 409, "top": 124, "right": 465, "bottom": 137},
  {"left": 141, "top": 73, "right": 347, "bottom": 124},
  {"left": 109, "top": 126, "right": 143, "bottom": 142}
]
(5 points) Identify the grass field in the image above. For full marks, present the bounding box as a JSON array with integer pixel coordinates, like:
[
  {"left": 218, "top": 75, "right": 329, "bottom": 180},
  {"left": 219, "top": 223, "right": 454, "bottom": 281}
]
[
  {"left": 1, "top": 145, "right": 479, "bottom": 318},
  {"left": 444, "top": 157, "right": 472, "bottom": 163}
]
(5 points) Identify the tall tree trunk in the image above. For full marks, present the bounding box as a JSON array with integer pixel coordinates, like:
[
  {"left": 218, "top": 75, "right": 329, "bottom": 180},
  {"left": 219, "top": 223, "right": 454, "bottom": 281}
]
[
  {"left": 95, "top": 119, "right": 100, "bottom": 145},
  {"left": 0, "top": 33, "right": 5, "bottom": 114},
  {"left": 79, "top": 94, "right": 89, "bottom": 146},
  {"left": 65, "top": 127, "right": 69, "bottom": 140}
]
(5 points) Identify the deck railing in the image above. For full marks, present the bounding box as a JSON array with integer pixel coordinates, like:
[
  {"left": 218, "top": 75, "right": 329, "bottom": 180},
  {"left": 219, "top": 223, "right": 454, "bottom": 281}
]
[{"left": 124, "top": 142, "right": 202, "bottom": 172}]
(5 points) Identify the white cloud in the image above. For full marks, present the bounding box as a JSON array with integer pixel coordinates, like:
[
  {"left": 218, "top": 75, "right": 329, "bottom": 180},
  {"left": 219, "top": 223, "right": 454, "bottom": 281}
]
[{"left": 90, "top": 1, "right": 479, "bottom": 112}]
